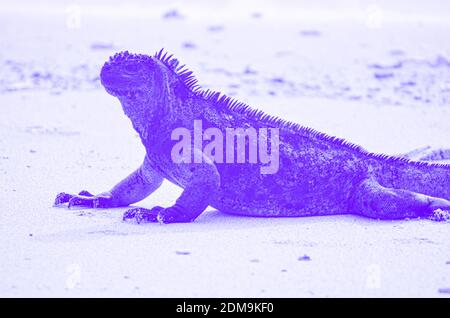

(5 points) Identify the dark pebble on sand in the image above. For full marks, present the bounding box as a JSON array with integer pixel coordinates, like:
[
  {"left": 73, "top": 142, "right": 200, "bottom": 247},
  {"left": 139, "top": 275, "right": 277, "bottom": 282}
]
[
  {"left": 182, "top": 42, "right": 197, "bottom": 49},
  {"left": 243, "top": 66, "right": 257, "bottom": 75},
  {"left": 298, "top": 255, "right": 311, "bottom": 261},
  {"left": 374, "top": 72, "right": 394, "bottom": 80},
  {"left": 270, "top": 77, "right": 285, "bottom": 84},
  {"left": 163, "top": 9, "right": 184, "bottom": 19},
  {"left": 400, "top": 81, "right": 416, "bottom": 86}
]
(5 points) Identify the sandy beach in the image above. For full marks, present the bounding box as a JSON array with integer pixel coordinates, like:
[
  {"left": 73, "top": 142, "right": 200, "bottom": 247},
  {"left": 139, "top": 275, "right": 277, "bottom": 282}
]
[{"left": 1, "top": 0, "right": 450, "bottom": 297}]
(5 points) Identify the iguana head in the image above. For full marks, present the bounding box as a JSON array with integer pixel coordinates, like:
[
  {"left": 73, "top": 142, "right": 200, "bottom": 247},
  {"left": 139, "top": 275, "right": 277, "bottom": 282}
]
[{"left": 100, "top": 51, "right": 159, "bottom": 99}]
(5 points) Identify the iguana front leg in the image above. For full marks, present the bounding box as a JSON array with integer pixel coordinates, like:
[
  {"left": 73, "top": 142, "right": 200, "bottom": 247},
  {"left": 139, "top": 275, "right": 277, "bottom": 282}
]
[
  {"left": 54, "top": 156, "right": 163, "bottom": 208},
  {"left": 123, "top": 150, "right": 220, "bottom": 224}
]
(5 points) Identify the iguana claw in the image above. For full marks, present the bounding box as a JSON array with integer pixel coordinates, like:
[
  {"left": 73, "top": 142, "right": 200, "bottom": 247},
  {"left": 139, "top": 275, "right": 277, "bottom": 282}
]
[
  {"left": 54, "top": 192, "right": 73, "bottom": 206},
  {"left": 54, "top": 191, "right": 114, "bottom": 208},
  {"left": 122, "top": 205, "right": 196, "bottom": 224},
  {"left": 122, "top": 206, "right": 163, "bottom": 223},
  {"left": 78, "top": 190, "right": 94, "bottom": 197}
]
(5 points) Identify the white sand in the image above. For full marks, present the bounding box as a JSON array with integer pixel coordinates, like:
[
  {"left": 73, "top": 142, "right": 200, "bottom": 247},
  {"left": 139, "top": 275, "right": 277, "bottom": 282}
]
[{"left": 1, "top": 0, "right": 450, "bottom": 297}]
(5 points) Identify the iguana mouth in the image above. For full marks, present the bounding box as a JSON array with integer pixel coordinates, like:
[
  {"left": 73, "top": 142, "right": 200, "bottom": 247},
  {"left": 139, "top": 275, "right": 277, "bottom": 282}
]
[{"left": 110, "top": 88, "right": 143, "bottom": 99}]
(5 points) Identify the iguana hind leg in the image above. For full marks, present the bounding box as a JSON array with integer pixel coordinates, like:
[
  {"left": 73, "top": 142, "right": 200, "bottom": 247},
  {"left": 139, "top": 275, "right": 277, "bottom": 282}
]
[{"left": 349, "top": 178, "right": 450, "bottom": 219}]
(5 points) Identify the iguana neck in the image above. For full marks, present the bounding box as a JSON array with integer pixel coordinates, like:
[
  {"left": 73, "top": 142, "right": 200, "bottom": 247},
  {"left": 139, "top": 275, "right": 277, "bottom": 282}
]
[{"left": 119, "top": 96, "right": 159, "bottom": 141}]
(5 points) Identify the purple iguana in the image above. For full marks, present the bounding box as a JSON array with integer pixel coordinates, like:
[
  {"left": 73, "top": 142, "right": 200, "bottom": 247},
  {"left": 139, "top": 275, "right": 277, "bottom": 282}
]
[{"left": 54, "top": 49, "right": 450, "bottom": 223}]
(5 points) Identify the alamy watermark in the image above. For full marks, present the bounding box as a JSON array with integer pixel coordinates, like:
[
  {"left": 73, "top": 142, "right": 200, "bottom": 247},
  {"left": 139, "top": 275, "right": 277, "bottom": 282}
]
[{"left": 171, "top": 120, "right": 280, "bottom": 174}]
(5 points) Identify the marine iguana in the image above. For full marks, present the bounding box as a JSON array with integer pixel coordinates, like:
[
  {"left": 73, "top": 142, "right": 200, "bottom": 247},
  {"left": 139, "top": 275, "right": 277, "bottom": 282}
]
[{"left": 54, "top": 49, "right": 450, "bottom": 223}]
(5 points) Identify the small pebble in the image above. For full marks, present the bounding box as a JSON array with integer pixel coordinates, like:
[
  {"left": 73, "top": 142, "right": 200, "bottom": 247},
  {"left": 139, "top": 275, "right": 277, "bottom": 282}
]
[
  {"left": 270, "top": 77, "right": 285, "bottom": 84},
  {"left": 163, "top": 9, "right": 183, "bottom": 19},
  {"left": 182, "top": 42, "right": 197, "bottom": 49},
  {"left": 298, "top": 255, "right": 311, "bottom": 261}
]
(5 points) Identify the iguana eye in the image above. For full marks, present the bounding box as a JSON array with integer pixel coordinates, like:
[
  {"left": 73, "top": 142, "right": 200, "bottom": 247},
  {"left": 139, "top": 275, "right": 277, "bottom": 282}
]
[{"left": 125, "top": 64, "right": 139, "bottom": 73}]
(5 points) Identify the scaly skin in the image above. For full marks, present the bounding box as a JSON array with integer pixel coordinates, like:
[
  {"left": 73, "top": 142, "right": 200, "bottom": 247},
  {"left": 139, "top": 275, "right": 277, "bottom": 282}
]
[{"left": 54, "top": 50, "right": 450, "bottom": 223}]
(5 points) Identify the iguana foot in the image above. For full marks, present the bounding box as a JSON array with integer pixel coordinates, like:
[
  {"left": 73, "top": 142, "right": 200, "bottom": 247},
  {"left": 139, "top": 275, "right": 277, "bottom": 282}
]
[
  {"left": 54, "top": 190, "right": 92, "bottom": 205},
  {"left": 156, "top": 204, "right": 197, "bottom": 223},
  {"left": 122, "top": 204, "right": 195, "bottom": 224},
  {"left": 54, "top": 190, "right": 115, "bottom": 208},
  {"left": 122, "top": 206, "right": 162, "bottom": 223},
  {"left": 430, "top": 208, "right": 450, "bottom": 222}
]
